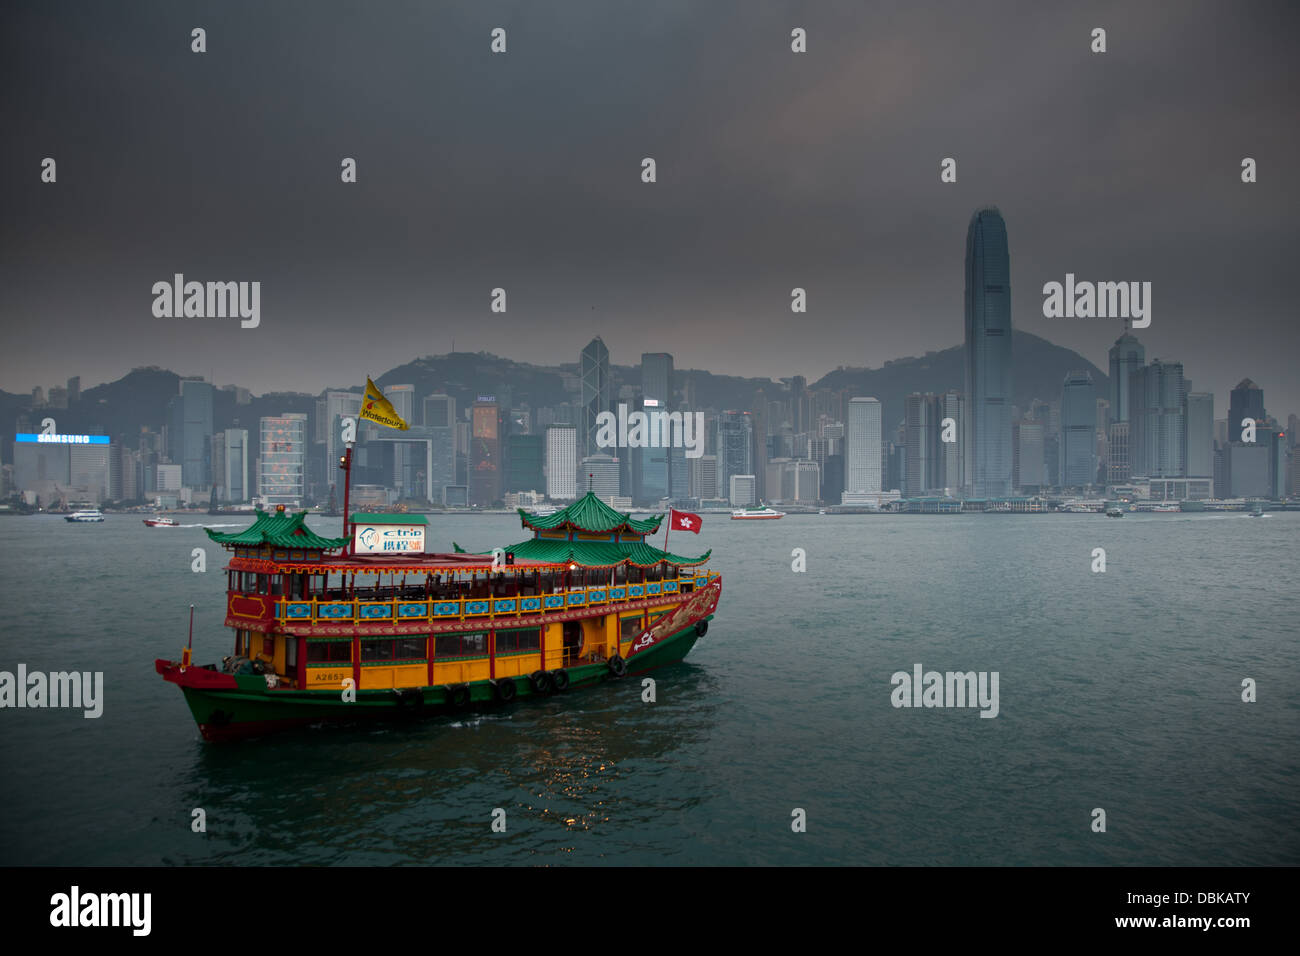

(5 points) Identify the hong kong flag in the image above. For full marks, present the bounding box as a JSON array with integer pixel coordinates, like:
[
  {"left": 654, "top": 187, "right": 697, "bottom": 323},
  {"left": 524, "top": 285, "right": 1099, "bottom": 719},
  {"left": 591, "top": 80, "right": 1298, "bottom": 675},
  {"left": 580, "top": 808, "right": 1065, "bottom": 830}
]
[{"left": 669, "top": 508, "right": 702, "bottom": 533}]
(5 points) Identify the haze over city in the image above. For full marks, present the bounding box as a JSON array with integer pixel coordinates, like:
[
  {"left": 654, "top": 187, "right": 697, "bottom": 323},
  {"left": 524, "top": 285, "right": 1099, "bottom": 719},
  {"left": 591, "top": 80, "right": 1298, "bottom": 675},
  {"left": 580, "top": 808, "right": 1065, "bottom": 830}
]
[{"left": 3, "top": 0, "right": 1298, "bottom": 415}]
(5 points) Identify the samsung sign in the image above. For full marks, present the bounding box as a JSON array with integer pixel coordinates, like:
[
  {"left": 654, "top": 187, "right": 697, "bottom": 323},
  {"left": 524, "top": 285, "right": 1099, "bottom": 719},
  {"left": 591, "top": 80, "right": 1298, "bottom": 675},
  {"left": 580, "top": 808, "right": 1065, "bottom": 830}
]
[
  {"left": 353, "top": 523, "right": 425, "bottom": 554},
  {"left": 17, "top": 433, "right": 110, "bottom": 445}
]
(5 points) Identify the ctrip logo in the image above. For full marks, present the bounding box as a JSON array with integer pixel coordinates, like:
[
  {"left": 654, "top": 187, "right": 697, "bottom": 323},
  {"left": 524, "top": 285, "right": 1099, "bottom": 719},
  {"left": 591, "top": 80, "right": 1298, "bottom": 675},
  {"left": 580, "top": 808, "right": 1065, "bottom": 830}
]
[{"left": 358, "top": 527, "right": 378, "bottom": 550}]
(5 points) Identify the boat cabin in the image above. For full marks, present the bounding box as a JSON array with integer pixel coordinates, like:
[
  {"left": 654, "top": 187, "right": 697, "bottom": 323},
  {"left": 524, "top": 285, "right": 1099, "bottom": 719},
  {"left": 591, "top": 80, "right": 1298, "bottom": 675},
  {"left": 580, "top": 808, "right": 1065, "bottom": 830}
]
[{"left": 204, "top": 496, "right": 715, "bottom": 692}]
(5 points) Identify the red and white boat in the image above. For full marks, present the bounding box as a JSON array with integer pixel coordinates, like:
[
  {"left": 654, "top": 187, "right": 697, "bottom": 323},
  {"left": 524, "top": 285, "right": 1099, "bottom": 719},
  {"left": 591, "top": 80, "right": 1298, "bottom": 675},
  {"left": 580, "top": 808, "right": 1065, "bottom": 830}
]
[
  {"left": 143, "top": 516, "right": 180, "bottom": 527},
  {"left": 730, "top": 506, "right": 785, "bottom": 520}
]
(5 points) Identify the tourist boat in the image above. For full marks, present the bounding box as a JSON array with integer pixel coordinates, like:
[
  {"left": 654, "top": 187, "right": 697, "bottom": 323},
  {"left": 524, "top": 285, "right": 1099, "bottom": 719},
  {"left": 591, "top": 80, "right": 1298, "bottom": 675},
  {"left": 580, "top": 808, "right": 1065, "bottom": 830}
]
[
  {"left": 155, "top": 492, "right": 721, "bottom": 741},
  {"left": 143, "top": 516, "right": 180, "bottom": 527},
  {"left": 730, "top": 505, "right": 785, "bottom": 520},
  {"left": 1151, "top": 504, "right": 1180, "bottom": 513},
  {"left": 1105, "top": 507, "right": 1124, "bottom": 518},
  {"left": 65, "top": 510, "right": 105, "bottom": 522}
]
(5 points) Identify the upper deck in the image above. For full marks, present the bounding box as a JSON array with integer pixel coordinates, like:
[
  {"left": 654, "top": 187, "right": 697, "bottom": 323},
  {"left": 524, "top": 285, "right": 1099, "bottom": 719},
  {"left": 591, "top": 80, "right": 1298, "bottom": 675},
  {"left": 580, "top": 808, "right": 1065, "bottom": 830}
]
[{"left": 207, "top": 496, "right": 715, "bottom": 635}]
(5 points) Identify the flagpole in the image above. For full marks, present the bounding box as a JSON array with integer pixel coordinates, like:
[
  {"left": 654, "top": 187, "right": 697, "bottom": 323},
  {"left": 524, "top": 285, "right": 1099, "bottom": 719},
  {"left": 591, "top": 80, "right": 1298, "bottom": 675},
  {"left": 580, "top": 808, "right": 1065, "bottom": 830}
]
[
  {"left": 663, "top": 507, "right": 670, "bottom": 555},
  {"left": 341, "top": 444, "right": 353, "bottom": 556}
]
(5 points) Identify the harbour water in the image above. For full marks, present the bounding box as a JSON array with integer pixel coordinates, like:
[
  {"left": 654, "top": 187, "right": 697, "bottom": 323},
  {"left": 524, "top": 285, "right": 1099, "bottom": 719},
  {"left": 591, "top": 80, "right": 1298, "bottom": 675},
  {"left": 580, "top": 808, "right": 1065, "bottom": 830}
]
[{"left": 0, "top": 511, "right": 1296, "bottom": 865}]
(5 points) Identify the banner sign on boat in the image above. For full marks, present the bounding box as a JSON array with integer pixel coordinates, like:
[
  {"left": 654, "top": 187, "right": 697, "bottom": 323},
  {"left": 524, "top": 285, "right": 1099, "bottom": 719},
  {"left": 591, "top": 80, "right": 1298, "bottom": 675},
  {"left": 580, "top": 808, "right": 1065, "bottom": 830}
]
[{"left": 353, "top": 523, "right": 425, "bottom": 554}]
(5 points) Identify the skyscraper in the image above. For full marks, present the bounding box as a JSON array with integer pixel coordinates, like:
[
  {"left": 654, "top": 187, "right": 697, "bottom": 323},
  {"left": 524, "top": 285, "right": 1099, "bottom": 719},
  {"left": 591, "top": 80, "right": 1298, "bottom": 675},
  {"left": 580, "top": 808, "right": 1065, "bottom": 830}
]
[
  {"left": 639, "top": 353, "right": 675, "bottom": 502},
  {"left": 470, "top": 400, "right": 501, "bottom": 506},
  {"left": 385, "top": 384, "right": 417, "bottom": 497},
  {"left": 176, "top": 379, "right": 214, "bottom": 489},
  {"left": 1014, "top": 418, "right": 1045, "bottom": 489},
  {"left": 1108, "top": 333, "right": 1145, "bottom": 423},
  {"left": 320, "top": 389, "right": 362, "bottom": 496},
  {"left": 964, "top": 208, "right": 1013, "bottom": 497},
  {"left": 427, "top": 426, "right": 456, "bottom": 503},
  {"left": 545, "top": 424, "right": 578, "bottom": 500},
  {"left": 1060, "top": 371, "right": 1098, "bottom": 489},
  {"left": 581, "top": 337, "right": 612, "bottom": 459},
  {"left": 422, "top": 394, "right": 457, "bottom": 429},
  {"left": 844, "top": 397, "right": 882, "bottom": 500},
  {"left": 259, "top": 414, "right": 307, "bottom": 507},
  {"left": 939, "top": 389, "right": 964, "bottom": 492},
  {"left": 690, "top": 454, "right": 718, "bottom": 500},
  {"left": 904, "top": 393, "right": 941, "bottom": 496},
  {"left": 1130, "top": 359, "right": 1186, "bottom": 477},
  {"left": 580, "top": 454, "right": 621, "bottom": 502},
  {"left": 715, "top": 411, "right": 754, "bottom": 499},
  {"left": 1186, "top": 392, "right": 1215, "bottom": 478},
  {"left": 224, "top": 428, "right": 249, "bottom": 503},
  {"left": 1228, "top": 379, "right": 1265, "bottom": 441},
  {"left": 506, "top": 434, "right": 545, "bottom": 492}
]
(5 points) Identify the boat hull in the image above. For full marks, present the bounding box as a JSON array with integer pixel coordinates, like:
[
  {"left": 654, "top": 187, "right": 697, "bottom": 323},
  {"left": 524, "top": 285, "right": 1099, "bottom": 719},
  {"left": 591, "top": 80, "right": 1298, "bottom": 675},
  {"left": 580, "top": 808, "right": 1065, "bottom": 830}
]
[
  {"left": 157, "top": 580, "right": 720, "bottom": 742},
  {"left": 159, "top": 618, "right": 708, "bottom": 741}
]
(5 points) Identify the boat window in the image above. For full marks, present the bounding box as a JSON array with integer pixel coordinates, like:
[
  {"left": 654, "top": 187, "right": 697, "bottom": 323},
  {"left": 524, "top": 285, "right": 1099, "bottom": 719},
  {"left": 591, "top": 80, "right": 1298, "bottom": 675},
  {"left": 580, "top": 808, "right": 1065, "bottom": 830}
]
[
  {"left": 258, "top": 575, "right": 270, "bottom": 595},
  {"left": 270, "top": 574, "right": 284, "bottom": 596},
  {"left": 435, "top": 631, "right": 488, "bottom": 659},
  {"left": 285, "top": 637, "right": 298, "bottom": 673},
  {"left": 495, "top": 628, "right": 540, "bottom": 654},
  {"left": 306, "top": 640, "right": 352, "bottom": 663},
  {"left": 620, "top": 616, "right": 644, "bottom": 639},
  {"left": 395, "top": 637, "right": 427, "bottom": 660},
  {"left": 360, "top": 638, "right": 396, "bottom": 662},
  {"left": 614, "top": 565, "right": 627, "bottom": 584}
]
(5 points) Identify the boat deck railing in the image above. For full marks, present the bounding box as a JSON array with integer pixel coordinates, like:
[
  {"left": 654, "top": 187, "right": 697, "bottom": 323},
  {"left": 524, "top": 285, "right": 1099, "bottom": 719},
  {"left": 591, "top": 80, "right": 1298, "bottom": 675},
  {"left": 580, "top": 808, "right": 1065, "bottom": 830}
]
[{"left": 263, "top": 571, "right": 720, "bottom": 626}]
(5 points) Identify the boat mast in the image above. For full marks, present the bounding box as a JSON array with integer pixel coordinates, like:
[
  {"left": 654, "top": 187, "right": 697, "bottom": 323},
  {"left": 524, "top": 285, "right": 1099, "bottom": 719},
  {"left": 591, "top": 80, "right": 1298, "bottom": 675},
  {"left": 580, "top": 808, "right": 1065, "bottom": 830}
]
[
  {"left": 182, "top": 603, "right": 194, "bottom": 670},
  {"left": 340, "top": 416, "right": 356, "bottom": 557}
]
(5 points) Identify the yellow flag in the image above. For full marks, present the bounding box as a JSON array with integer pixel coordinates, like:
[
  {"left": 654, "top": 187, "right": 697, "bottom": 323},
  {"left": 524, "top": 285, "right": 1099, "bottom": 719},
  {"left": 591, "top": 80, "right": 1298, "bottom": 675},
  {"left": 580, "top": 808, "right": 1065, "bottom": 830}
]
[{"left": 359, "top": 377, "right": 409, "bottom": 430}]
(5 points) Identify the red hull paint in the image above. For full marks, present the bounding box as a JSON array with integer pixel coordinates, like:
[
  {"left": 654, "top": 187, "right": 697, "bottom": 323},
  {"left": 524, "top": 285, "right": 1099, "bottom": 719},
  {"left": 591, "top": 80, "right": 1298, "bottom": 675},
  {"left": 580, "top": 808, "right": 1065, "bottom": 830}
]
[{"left": 155, "top": 659, "right": 239, "bottom": 690}]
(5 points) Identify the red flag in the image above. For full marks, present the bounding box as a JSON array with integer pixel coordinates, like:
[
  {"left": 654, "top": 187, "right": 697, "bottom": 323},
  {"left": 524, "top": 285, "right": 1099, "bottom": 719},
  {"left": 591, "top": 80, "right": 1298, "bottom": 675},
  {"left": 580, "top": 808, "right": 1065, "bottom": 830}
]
[{"left": 669, "top": 508, "right": 702, "bottom": 533}]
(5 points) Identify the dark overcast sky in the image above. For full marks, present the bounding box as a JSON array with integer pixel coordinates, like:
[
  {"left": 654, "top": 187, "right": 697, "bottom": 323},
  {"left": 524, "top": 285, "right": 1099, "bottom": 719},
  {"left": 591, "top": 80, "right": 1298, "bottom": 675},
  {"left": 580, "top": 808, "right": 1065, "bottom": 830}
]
[{"left": 3, "top": 0, "right": 1298, "bottom": 418}]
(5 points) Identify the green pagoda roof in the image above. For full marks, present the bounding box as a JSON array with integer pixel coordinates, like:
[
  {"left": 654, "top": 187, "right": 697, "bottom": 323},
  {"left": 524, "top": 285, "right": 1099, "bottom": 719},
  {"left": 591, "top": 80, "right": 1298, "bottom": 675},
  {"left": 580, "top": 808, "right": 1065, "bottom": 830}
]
[
  {"left": 519, "top": 492, "right": 663, "bottom": 535},
  {"left": 205, "top": 508, "right": 348, "bottom": 550},
  {"left": 453, "top": 537, "right": 711, "bottom": 569}
]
